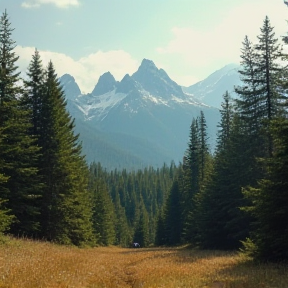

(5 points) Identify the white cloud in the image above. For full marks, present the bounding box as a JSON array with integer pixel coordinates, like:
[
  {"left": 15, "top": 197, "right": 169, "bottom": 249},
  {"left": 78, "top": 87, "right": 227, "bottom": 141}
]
[
  {"left": 156, "top": 1, "right": 288, "bottom": 85},
  {"left": 21, "top": 0, "right": 80, "bottom": 9},
  {"left": 15, "top": 46, "right": 139, "bottom": 94}
]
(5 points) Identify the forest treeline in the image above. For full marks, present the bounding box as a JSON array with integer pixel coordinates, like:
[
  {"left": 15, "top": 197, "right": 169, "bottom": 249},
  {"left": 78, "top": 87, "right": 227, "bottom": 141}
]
[{"left": 0, "top": 10, "right": 288, "bottom": 262}]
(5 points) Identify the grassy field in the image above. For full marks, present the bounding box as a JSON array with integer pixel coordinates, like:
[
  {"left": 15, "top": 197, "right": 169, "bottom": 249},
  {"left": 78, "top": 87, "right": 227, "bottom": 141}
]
[{"left": 0, "top": 237, "right": 287, "bottom": 288}]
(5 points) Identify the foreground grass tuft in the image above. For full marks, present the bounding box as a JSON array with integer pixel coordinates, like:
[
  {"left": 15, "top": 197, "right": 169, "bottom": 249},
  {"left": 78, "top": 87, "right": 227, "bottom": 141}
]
[{"left": 0, "top": 238, "right": 287, "bottom": 287}]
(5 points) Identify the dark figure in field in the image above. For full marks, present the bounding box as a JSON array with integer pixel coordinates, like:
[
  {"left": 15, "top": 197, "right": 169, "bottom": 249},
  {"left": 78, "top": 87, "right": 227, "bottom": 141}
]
[{"left": 133, "top": 242, "right": 140, "bottom": 248}]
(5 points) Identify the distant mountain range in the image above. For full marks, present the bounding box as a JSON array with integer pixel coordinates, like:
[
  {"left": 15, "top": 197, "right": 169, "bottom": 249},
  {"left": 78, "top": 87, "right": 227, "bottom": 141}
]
[
  {"left": 183, "top": 63, "right": 241, "bottom": 108},
  {"left": 60, "top": 60, "right": 241, "bottom": 170}
]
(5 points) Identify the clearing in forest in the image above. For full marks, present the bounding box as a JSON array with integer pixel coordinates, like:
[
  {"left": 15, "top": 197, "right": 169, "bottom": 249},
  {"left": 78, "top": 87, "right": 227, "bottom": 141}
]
[{"left": 0, "top": 238, "right": 287, "bottom": 288}]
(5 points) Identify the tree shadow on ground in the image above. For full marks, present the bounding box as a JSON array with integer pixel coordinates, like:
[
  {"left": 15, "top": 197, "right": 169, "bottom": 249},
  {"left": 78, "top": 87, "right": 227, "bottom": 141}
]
[{"left": 120, "top": 246, "right": 288, "bottom": 288}]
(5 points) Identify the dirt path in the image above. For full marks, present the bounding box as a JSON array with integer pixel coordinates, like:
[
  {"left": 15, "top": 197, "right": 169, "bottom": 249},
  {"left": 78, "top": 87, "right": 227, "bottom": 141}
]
[{"left": 102, "top": 249, "right": 160, "bottom": 288}]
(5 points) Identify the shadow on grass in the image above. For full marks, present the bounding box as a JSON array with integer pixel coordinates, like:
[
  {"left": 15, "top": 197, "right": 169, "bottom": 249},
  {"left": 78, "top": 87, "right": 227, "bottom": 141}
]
[{"left": 121, "top": 246, "right": 288, "bottom": 288}]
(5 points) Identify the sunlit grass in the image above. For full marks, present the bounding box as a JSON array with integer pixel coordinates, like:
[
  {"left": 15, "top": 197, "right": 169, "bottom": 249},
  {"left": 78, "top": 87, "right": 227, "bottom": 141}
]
[{"left": 0, "top": 237, "right": 287, "bottom": 287}]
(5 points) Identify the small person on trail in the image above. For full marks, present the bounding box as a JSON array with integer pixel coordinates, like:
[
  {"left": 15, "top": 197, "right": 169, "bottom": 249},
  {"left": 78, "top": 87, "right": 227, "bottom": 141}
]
[{"left": 132, "top": 242, "right": 140, "bottom": 248}]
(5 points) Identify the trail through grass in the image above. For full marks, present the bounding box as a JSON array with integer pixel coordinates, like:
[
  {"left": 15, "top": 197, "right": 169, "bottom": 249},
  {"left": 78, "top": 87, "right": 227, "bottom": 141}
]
[{"left": 0, "top": 238, "right": 287, "bottom": 287}]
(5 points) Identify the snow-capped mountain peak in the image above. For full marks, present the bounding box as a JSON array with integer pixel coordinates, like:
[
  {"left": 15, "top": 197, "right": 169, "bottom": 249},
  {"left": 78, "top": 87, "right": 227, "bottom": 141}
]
[
  {"left": 59, "top": 60, "right": 241, "bottom": 169},
  {"left": 132, "top": 59, "right": 184, "bottom": 99},
  {"left": 62, "top": 59, "right": 210, "bottom": 123}
]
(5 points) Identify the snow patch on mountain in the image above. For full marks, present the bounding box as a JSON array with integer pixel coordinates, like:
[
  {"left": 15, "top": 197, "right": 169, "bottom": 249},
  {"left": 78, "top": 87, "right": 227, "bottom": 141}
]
[
  {"left": 141, "top": 89, "right": 169, "bottom": 106},
  {"left": 74, "top": 90, "right": 127, "bottom": 121},
  {"left": 170, "top": 95, "right": 205, "bottom": 107}
]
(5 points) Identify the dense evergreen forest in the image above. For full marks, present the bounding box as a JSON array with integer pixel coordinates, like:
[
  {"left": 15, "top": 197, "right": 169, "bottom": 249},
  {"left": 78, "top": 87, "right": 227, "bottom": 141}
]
[{"left": 0, "top": 11, "right": 288, "bottom": 262}]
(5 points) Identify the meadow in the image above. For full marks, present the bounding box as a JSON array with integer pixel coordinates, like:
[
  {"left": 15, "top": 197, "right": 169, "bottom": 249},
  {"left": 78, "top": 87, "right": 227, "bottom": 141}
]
[{"left": 0, "top": 237, "right": 287, "bottom": 288}]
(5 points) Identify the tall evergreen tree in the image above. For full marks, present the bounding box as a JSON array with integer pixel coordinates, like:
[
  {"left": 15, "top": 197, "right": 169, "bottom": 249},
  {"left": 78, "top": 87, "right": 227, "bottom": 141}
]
[
  {"left": 234, "top": 35, "right": 266, "bottom": 187},
  {"left": 163, "top": 180, "right": 182, "bottom": 245},
  {"left": 216, "top": 91, "right": 234, "bottom": 152},
  {"left": 155, "top": 208, "right": 166, "bottom": 246},
  {"left": 182, "top": 112, "right": 211, "bottom": 245},
  {"left": 0, "top": 137, "right": 13, "bottom": 234},
  {"left": 235, "top": 36, "right": 263, "bottom": 139},
  {"left": 114, "top": 191, "right": 131, "bottom": 246},
  {"left": 0, "top": 125, "right": 9, "bottom": 208},
  {"left": 192, "top": 111, "right": 213, "bottom": 245},
  {"left": 133, "top": 199, "right": 149, "bottom": 247},
  {"left": 23, "top": 49, "right": 45, "bottom": 137},
  {"left": 0, "top": 10, "right": 20, "bottom": 105},
  {"left": 236, "top": 17, "right": 283, "bottom": 158},
  {"left": 0, "top": 11, "right": 41, "bottom": 236},
  {"left": 198, "top": 111, "right": 209, "bottom": 183},
  {"left": 254, "top": 16, "right": 283, "bottom": 156},
  {"left": 241, "top": 16, "right": 288, "bottom": 261},
  {"left": 243, "top": 117, "right": 288, "bottom": 261},
  {"left": 182, "top": 118, "right": 200, "bottom": 243},
  {"left": 196, "top": 93, "right": 250, "bottom": 249},
  {"left": 91, "top": 178, "right": 116, "bottom": 246},
  {"left": 38, "top": 61, "right": 95, "bottom": 246}
]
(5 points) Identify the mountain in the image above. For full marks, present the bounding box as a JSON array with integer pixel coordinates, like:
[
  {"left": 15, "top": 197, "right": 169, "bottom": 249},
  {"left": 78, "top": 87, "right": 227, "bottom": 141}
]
[
  {"left": 60, "top": 74, "right": 81, "bottom": 99},
  {"left": 92, "top": 72, "right": 118, "bottom": 96},
  {"left": 132, "top": 59, "right": 185, "bottom": 99},
  {"left": 182, "top": 63, "right": 241, "bottom": 108},
  {"left": 60, "top": 60, "right": 240, "bottom": 170}
]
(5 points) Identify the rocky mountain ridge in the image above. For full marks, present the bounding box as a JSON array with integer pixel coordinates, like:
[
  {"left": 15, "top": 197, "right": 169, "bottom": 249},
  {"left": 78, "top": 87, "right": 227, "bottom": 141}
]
[{"left": 60, "top": 60, "right": 241, "bottom": 170}]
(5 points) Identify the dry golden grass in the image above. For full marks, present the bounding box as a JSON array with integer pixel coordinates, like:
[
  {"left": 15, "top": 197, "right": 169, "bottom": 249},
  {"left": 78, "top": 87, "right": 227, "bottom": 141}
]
[{"left": 0, "top": 237, "right": 287, "bottom": 288}]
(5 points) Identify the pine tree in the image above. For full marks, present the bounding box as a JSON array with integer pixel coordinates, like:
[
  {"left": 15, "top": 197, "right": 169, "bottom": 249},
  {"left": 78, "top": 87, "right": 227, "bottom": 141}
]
[
  {"left": 133, "top": 199, "right": 149, "bottom": 247},
  {"left": 216, "top": 91, "right": 234, "bottom": 152},
  {"left": 234, "top": 35, "right": 266, "bottom": 187},
  {"left": 0, "top": 125, "right": 9, "bottom": 205},
  {"left": 182, "top": 118, "right": 200, "bottom": 243},
  {"left": 155, "top": 208, "right": 166, "bottom": 246},
  {"left": 163, "top": 180, "right": 182, "bottom": 245},
  {"left": 235, "top": 36, "right": 263, "bottom": 139},
  {"left": 242, "top": 117, "right": 288, "bottom": 261},
  {"left": 235, "top": 17, "right": 283, "bottom": 159},
  {"left": 91, "top": 178, "right": 116, "bottom": 246},
  {"left": 0, "top": 10, "right": 41, "bottom": 236},
  {"left": 241, "top": 17, "right": 288, "bottom": 261},
  {"left": 0, "top": 10, "right": 20, "bottom": 105},
  {"left": 198, "top": 111, "right": 209, "bottom": 183},
  {"left": 0, "top": 140, "right": 13, "bottom": 234},
  {"left": 254, "top": 16, "right": 283, "bottom": 156},
  {"left": 114, "top": 191, "right": 131, "bottom": 246},
  {"left": 196, "top": 93, "right": 249, "bottom": 249},
  {"left": 182, "top": 112, "right": 211, "bottom": 245},
  {"left": 23, "top": 49, "right": 45, "bottom": 137},
  {"left": 38, "top": 61, "right": 95, "bottom": 246}
]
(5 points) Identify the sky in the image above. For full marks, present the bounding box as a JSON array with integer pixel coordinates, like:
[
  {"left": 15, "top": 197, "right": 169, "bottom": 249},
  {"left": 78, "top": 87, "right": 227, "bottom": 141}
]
[{"left": 0, "top": 0, "right": 287, "bottom": 94}]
